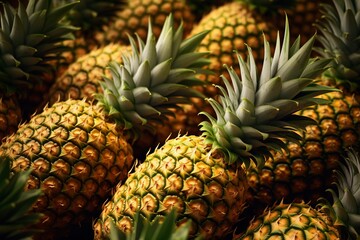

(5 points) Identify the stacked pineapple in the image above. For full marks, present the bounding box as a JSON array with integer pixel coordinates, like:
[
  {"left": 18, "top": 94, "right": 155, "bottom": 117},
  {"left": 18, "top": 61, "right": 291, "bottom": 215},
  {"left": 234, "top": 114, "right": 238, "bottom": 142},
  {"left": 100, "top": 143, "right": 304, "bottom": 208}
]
[
  {"left": 94, "top": 17, "right": 335, "bottom": 239},
  {"left": 0, "top": 0, "right": 355, "bottom": 239},
  {"left": 246, "top": 0, "right": 360, "bottom": 215},
  {"left": 148, "top": 0, "right": 331, "bottom": 153},
  {"left": 0, "top": 13, "right": 209, "bottom": 239},
  {"left": 237, "top": 147, "right": 360, "bottom": 239}
]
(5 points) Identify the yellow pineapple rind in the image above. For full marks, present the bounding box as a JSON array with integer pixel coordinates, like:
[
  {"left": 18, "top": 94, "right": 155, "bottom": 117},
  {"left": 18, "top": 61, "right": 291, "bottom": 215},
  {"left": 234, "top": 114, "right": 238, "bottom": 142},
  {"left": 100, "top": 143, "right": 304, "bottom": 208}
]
[
  {"left": 94, "top": 135, "right": 248, "bottom": 239},
  {"left": 0, "top": 99, "right": 134, "bottom": 235}
]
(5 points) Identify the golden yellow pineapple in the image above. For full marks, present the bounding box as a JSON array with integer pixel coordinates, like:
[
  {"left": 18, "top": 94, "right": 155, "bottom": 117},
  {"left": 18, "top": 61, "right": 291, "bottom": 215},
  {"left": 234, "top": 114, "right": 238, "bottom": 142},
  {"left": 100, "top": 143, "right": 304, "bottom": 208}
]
[
  {"left": 235, "top": 201, "right": 340, "bottom": 239},
  {"left": 94, "top": 18, "right": 335, "bottom": 239},
  {"left": 246, "top": 0, "right": 360, "bottom": 216},
  {"left": 0, "top": 15, "right": 209, "bottom": 239}
]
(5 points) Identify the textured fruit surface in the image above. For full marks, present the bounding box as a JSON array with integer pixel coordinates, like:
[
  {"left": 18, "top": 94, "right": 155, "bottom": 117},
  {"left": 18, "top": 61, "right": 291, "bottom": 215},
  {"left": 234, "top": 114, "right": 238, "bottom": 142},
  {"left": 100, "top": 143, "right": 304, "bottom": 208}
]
[
  {"left": 236, "top": 202, "right": 340, "bottom": 239},
  {"left": 94, "top": 135, "right": 248, "bottom": 239},
  {"left": 43, "top": 44, "right": 130, "bottom": 109},
  {"left": 94, "top": 0, "right": 195, "bottom": 45},
  {"left": 0, "top": 99, "right": 134, "bottom": 237}
]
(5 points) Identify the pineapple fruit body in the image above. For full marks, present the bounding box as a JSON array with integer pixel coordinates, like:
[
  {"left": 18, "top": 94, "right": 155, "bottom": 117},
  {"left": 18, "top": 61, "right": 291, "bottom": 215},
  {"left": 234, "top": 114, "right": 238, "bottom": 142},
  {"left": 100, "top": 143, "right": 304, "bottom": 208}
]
[
  {"left": 235, "top": 201, "right": 340, "bottom": 239},
  {"left": 0, "top": 99, "right": 134, "bottom": 237},
  {"left": 94, "top": 135, "right": 249, "bottom": 239},
  {"left": 42, "top": 43, "right": 131, "bottom": 109},
  {"left": 190, "top": 1, "right": 277, "bottom": 97},
  {"left": 94, "top": 0, "right": 195, "bottom": 46}
]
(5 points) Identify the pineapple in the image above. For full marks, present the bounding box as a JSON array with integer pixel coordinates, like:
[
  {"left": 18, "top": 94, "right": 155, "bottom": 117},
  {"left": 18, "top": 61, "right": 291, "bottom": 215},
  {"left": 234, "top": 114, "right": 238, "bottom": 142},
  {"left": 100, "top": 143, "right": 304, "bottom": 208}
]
[
  {"left": 0, "top": 14, "right": 209, "bottom": 239},
  {"left": 93, "top": 18, "right": 335, "bottom": 239},
  {"left": 0, "top": 0, "right": 78, "bottom": 138},
  {"left": 235, "top": 147, "right": 360, "bottom": 239},
  {"left": 154, "top": 0, "right": 281, "bottom": 149},
  {"left": 93, "top": 0, "right": 195, "bottom": 46},
  {"left": 0, "top": 156, "right": 42, "bottom": 240},
  {"left": 246, "top": 0, "right": 360, "bottom": 213}
]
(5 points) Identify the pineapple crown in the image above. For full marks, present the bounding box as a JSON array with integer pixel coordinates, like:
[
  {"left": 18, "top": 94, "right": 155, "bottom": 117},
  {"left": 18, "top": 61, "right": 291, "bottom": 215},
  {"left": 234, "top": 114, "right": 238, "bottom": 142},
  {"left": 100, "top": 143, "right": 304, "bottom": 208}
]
[
  {"left": 0, "top": 0, "right": 78, "bottom": 94},
  {"left": 96, "top": 14, "right": 210, "bottom": 140},
  {"left": 322, "top": 148, "right": 360, "bottom": 239},
  {"left": 0, "top": 156, "right": 43, "bottom": 240},
  {"left": 314, "top": 0, "right": 360, "bottom": 90},
  {"left": 109, "top": 209, "right": 194, "bottom": 240},
  {"left": 200, "top": 17, "right": 336, "bottom": 168},
  {"left": 52, "top": 0, "right": 125, "bottom": 34}
]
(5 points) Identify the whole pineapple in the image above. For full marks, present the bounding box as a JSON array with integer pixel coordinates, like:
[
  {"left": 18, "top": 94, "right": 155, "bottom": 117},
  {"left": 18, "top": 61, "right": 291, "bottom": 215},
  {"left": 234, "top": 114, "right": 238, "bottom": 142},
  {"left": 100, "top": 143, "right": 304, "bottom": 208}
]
[
  {"left": 236, "top": 147, "right": 360, "bottom": 239},
  {"left": 0, "top": 0, "right": 78, "bottom": 139},
  {"left": 0, "top": 15, "right": 209, "bottom": 239},
  {"left": 246, "top": 0, "right": 360, "bottom": 213},
  {"left": 94, "top": 19, "right": 335, "bottom": 239},
  {"left": 0, "top": 156, "right": 43, "bottom": 240}
]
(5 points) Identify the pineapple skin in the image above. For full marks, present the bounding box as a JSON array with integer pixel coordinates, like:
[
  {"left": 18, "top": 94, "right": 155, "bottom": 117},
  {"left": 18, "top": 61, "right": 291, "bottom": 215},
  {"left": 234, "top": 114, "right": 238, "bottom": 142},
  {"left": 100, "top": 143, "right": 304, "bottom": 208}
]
[
  {"left": 246, "top": 78, "right": 360, "bottom": 214},
  {"left": 41, "top": 43, "right": 130, "bottom": 110},
  {"left": 190, "top": 1, "right": 277, "bottom": 95},
  {"left": 94, "top": 135, "right": 249, "bottom": 239},
  {"left": 94, "top": 0, "right": 195, "bottom": 46},
  {"left": 235, "top": 202, "right": 340, "bottom": 239},
  {"left": 0, "top": 99, "right": 134, "bottom": 238}
]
